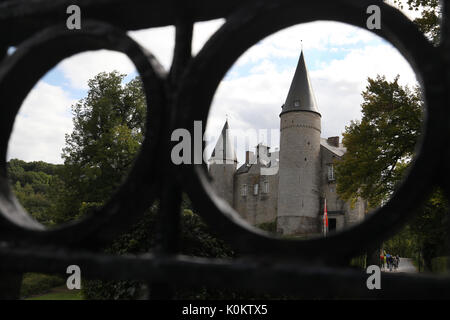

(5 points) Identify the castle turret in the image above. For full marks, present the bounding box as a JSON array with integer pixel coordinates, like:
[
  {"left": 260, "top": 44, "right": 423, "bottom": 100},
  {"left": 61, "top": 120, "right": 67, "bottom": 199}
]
[
  {"left": 209, "top": 120, "right": 237, "bottom": 206},
  {"left": 277, "top": 50, "right": 322, "bottom": 235}
]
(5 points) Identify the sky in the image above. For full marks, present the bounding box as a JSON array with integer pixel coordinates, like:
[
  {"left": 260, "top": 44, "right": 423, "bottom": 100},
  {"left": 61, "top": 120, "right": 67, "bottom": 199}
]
[{"left": 6, "top": 1, "right": 422, "bottom": 165}]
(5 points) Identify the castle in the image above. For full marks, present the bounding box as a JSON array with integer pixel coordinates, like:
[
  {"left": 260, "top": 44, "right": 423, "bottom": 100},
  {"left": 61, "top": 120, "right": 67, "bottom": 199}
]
[{"left": 208, "top": 50, "right": 367, "bottom": 236}]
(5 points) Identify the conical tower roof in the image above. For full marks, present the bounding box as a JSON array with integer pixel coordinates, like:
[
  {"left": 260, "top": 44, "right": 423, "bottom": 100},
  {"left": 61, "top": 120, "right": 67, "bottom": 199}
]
[
  {"left": 210, "top": 120, "right": 237, "bottom": 163},
  {"left": 281, "top": 50, "right": 320, "bottom": 115}
]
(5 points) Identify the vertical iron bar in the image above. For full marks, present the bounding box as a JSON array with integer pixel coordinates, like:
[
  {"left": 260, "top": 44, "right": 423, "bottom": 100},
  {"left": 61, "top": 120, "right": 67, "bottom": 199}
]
[
  {"left": 170, "top": 20, "right": 194, "bottom": 86},
  {"left": 149, "top": 16, "right": 193, "bottom": 300},
  {"left": 441, "top": 0, "right": 449, "bottom": 48},
  {"left": 0, "top": 44, "right": 19, "bottom": 299},
  {"left": 0, "top": 47, "right": 6, "bottom": 63},
  {"left": 441, "top": 0, "right": 450, "bottom": 270}
]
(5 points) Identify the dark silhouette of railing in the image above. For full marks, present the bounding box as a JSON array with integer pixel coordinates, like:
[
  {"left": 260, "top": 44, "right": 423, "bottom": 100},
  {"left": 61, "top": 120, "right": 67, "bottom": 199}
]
[{"left": 0, "top": 0, "right": 449, "bottom": 299}]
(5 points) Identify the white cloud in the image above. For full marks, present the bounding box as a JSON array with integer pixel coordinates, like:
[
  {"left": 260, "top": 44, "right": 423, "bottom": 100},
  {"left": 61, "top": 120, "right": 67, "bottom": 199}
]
[
  {"left": 311, "top": 44, "right": 417, "bottom": 135},
  {"left": 7, "top": 82, "right": 75, "bottom": 164},
  {"left": 56, "top": 24, "right": 180, "bottom": 90},
  {"left": 234, "top": 21, "right": 377, "bottom": 67},
  {"left": 57, "top": 50, "right": 136, "bottom": 90}
]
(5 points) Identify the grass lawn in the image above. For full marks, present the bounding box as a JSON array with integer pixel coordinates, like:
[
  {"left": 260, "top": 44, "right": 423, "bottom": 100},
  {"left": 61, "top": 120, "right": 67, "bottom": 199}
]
[{"left": 26, "top": 286, "right": 83, "bottom": 300}]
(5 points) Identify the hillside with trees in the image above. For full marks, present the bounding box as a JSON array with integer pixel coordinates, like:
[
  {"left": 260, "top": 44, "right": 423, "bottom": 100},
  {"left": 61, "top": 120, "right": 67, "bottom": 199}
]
[{"left": 7, "top": 159, "right": 64, "bottom": 226}]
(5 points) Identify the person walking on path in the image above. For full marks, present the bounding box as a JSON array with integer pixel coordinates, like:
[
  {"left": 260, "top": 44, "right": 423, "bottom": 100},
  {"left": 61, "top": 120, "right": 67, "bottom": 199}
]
[{"left": 386, "top": 253, "right": 392, "bottom": 271}]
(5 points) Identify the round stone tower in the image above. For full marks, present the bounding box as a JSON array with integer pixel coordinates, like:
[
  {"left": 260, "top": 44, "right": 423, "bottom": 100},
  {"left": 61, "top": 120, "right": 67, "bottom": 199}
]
[{"left": 277, "top": 50, "right": 322, "bottom": 235}]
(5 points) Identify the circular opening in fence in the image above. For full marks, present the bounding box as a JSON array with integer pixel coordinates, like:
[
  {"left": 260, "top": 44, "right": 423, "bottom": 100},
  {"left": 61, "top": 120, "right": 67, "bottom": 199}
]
[
  {"left": 204, "top": 20, "right": 424, "bottom": 240},
  {"left": 0, "top": 23, "right": 165, "bottom": 245},
  {"left": 6, "top": 50, "right": 147, "bottom": 228}
]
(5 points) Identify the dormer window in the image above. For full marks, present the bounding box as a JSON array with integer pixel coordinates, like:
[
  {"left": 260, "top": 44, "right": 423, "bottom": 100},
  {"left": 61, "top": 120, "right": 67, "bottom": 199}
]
[{"left": 294, "top": 100, "right": 300, "bottom": 107}]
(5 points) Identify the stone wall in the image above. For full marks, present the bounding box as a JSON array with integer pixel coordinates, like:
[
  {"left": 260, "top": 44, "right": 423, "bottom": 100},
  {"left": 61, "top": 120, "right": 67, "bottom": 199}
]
[
  {"left": 320, "top": 146, "right": 345, "bottom": 213},
  {"left": 320, "top": 145, "right": 366, "bottom": 231},
  {"left": 234, "top": 163, "right": 278, "bottom": 226},
  {"left": 209, "top": 162, "right": 236, "bottom": 206},
  {"left": 344, "top": 197, "right": 367, "bottom": 227}
]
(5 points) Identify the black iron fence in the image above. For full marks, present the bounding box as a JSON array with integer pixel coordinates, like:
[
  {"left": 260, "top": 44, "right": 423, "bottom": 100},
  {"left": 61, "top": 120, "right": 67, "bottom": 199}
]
[{"left": 0, "top": 0, "right": 449, "bottom": 299}]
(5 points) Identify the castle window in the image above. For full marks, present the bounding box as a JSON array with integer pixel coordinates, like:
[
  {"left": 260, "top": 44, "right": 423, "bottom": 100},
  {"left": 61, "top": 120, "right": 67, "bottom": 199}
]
[
  {"left": 327, "top": 164, "right": 335, "bottom": 182},
  {"left": 263, "top": 181, "right": 269, "bottom": 194},
  {"left": 253, "top": 184, "right": 259, "bottom": 196},
  {"left": 241, "top": 184, "right": 248, "bottom": 197}
]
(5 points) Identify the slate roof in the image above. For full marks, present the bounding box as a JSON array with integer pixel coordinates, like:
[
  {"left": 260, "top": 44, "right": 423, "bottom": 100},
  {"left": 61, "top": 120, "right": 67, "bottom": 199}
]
[
  {"left": 210, "top": 120, "right": 237, "bottom": 163},
  {"left": 281, "top": 50, "right": 320, "bottom": 115},
  {"left": 320, "top": 138, "right": 347, "bottom": 157},
  {"left": 235, "top": 147, "right": 279, "bottom": 175},
  {"left": 236, "top": 163, "right": 252, "bottom": 174}
]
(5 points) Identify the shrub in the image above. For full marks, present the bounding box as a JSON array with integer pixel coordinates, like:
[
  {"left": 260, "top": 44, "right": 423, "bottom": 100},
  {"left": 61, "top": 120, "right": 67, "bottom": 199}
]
[
  {"left": 431, "top": 256, "right": 450, "bottom": 274},
  {"left": 256, "top": 220, "right": 277, "bottom": 234},
  {"left": 81, "top": 207, "right": 235, "bottom": 299},
  {"left": 20, "top": 273, "right": 65, "bottom": 298}
]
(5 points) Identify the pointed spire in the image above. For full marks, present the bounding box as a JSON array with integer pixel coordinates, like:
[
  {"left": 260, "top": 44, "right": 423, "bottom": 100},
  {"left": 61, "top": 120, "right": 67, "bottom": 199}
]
[
  {"left": 210, "top": 120, "right": 237, "bottom": 163},
  {"left": 281, "top": 50, "right": 320, "bottom": 115}
]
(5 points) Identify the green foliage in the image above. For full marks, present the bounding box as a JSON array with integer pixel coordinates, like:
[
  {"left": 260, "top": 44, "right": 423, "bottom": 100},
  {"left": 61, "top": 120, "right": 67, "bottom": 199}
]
[
  {"left": 82, "top": 206, "right": 235, "bottom": 299},
  {"left": 431, "top": 256, "right": 450, "bottom": 274},
  {"left": 26, "top": 290, "right": 83, "bottom": 300},
  {"left": 61, "top": 71, "right": 146, "bottom": 221},
  {"left": 335, "top": 75, "right": 423, "bottom": 207},
  {"left": 336, "top": 74, "right": 449, "bottom": 269},
  {"left": 179, "top": 209, "right": 234, "bottom": 259},
  {"left": 393, "top": 0, "right": 441, "bottom": 44},
  {"left": 256, "top": 220, "right": 277, "bottom": 234},
  {"left": 410, "top": 189, "right": 449, "bottom": 269},
  {"left": 384, "top": 190, "right": 448, "bottom": 269},
  {"left": 350, "top": 255, "right": 367, "bottom": 269},
  {"left": 82, "top": 279, "right": 143, "bottom": 300},
  {"left": 383, "top": 224, "right": 420, "bottom": 257},
  {"left": 7, "top": 159, "right": 64, "bottom": 226},
  {"left": 20, "top": 273, "right": 65, "bottom": 298}
]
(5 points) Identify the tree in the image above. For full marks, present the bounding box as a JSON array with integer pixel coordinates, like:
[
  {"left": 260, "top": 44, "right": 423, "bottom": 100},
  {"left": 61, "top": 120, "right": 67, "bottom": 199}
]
[
  {"left": 335, "top": 75, "right": 423, "bottom": 207},
  {"left": 335, "top": 75, "right": 449, "bottom": 269},
  {"left": 60, "top": 71, "right": 146, "bottom": 221},
  {"left": 410, "top": 189, "right": 449, "bottom": 269}
]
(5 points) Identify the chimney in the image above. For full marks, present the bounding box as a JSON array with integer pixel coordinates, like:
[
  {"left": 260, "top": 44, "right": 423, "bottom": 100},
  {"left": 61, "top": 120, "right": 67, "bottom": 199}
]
[
  {"left": 327, "top": 136, "right": 339, "bottom": 147},
  {"left": 246, "top": 151, "right": 255, "bottom": 164}
]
